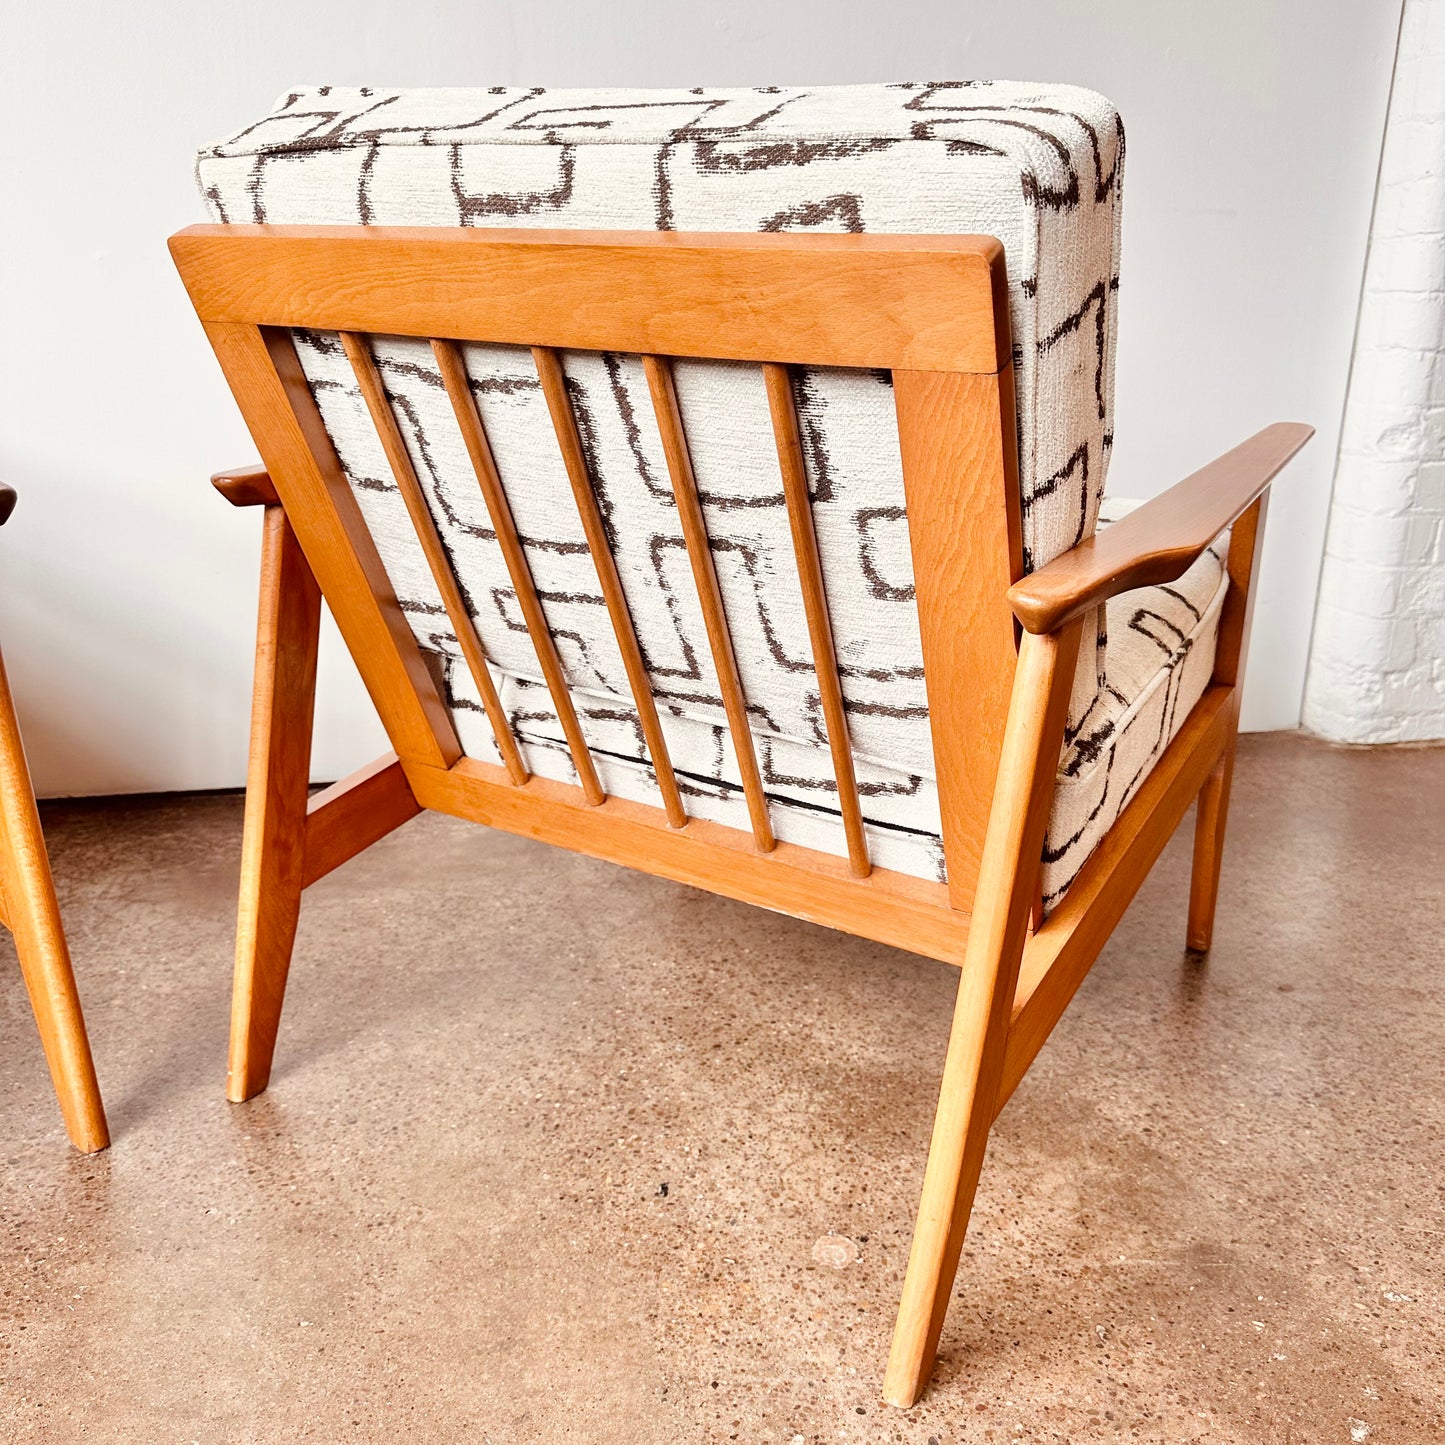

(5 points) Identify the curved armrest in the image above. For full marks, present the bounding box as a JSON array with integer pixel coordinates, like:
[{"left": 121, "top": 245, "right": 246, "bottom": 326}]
[
  {"left": 1007, "top": 422, "right": 1313, "bottom": 635},
  {"left": 0, "top": 484, "right": 15, "bottom": 526},
  {"left": 212, "top": 464, "right": 279, "bottom": 508}
]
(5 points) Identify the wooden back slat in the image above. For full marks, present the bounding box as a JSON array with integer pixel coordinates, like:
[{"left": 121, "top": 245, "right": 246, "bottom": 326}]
[
  {"left": 432, "top": 339, "right": 604, "bottom": 805},
  {"left": 338, "top": 331, "right": 528, "bottom": 786},
  {"left": 531, "top": 347, "right": 688, "bottom": 829},
  {"left": 764, "top": 363, "right": 871, "bottom": 879},
  {"left": 643, "top": 354, "right": 775, "bottom": 853}
]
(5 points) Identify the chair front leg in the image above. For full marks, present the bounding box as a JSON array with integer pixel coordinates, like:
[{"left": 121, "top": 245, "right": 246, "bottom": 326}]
[
  {"left": 228, "top": 504, "right": 320, "bottom": 1102},
  {"left": 884, "top": 620, "right": 1083, "bottom": 1408},
  {"left": 0, "top": 648, "right": 109, "bottom": 1153}
]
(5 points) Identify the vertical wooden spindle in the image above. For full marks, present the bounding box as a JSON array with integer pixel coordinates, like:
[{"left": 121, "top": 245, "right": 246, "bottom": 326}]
[
  {"left": 433, "top": 339, "right": 603, "bottom": 805},
  {"left": 339, "top": 331, "right": 527, "bottom": 784},
  {"left": 764, "top": 362, "right": 871, "bottom": 878},
  {"left": 642, "top": 353, "right": 775, "bottom": 852},
  {"left": 531, "top": 346, "right": 687, "bottom": 828}
]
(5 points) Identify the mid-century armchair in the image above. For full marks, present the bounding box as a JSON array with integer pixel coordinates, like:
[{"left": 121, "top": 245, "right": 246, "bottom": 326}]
[
  {"left": 172, "top": 82, "right": 1309, "bottom": 1405},
  {"left": 0, "top": 483, "right": 108, "bottom": 1153}
]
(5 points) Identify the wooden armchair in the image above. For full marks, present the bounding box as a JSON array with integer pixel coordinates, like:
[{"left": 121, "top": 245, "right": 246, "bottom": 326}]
[
  {"left": 172, "top": 81, "right": 1310, "bottom": 1404},
  {"left": 0, "top": 484, "right": 108, "bottom": 1153}
]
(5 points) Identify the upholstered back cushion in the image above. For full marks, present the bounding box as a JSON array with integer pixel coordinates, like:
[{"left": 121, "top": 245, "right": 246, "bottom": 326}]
[{"left": 196, "top": 83, "right": 1124, "bottom": 882}]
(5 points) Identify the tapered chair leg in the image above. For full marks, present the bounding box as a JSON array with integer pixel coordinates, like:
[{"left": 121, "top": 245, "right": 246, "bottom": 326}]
[
  {"left": 228, "top": 505, "right": 320, "bottom": 1103},
  {"left": 884, "top": 623, "right": 1082, "bottom": 1408},
  {"left": 0, "top": 649, "right": 108, "bottom": 1152},
  {"left": 1186, "top": 731, "right": 1237, "bottom": 954}
]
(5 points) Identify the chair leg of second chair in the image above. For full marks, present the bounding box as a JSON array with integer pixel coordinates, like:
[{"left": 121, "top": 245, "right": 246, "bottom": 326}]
[
  {"left": 0, "top": 648, "right": 108, "bottom": 1153},
  {"left": 228, "top": 504, "right": 320, "bottom": 1104}
]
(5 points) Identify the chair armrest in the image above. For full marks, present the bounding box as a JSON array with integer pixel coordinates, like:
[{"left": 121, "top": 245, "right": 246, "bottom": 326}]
[
  {"left": 212, "top": 464, "right": 280, "bottom": 507},
  {"left": 1006, "top": 422, "right": 1313, "bottom": 635},
  {"left": 0, "top": 484, "right": 15, "bottom": 526}
]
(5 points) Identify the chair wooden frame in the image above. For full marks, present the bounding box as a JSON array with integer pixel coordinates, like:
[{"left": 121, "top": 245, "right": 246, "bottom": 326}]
[
  {"left": 170, "top": 223, "right": 1310, "bottom": 1405},
  {"left": 0, "top": 484, "right": 109, "bottom": 1153}
]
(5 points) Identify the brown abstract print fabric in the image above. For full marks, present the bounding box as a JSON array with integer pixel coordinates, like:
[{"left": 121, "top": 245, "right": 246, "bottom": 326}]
[{"left": 196, "top": 82, "right": 1223, "bottom": 907}]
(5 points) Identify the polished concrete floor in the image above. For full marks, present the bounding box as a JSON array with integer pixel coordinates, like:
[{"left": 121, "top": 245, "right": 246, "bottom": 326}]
[{"left": 0, "top": 732, "right": 1441, "bottom": 1442}]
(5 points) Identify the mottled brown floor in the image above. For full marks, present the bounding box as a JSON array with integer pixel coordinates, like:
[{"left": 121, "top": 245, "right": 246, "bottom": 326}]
[{"left": 1, "top": 732, "right": 1441, "bottom": 1443}]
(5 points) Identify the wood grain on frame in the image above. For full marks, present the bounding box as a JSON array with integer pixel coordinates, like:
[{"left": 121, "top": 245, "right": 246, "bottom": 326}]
[
  {"left": 894, "top": 365, "right": 1022, "bottom": 912},
  {"left": 171, "top": 226, "right": 1009, "bottom": 373},
  {"left": 200, "top": 321, "right": 461, "bottom": 770}
]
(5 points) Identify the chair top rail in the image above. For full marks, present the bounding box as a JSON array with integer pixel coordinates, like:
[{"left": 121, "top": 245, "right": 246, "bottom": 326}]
[{"left": 169, "top": 225, "right": 1009, "bottom": 374}]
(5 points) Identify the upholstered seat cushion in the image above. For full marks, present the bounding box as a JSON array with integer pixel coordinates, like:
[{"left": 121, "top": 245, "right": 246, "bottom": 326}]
[
  {"left": 196, "top": 83, "right": 1192, "bottom": 911},
  {"left": 432, "top": 498, "right": 1227, "bottom": 908},
  {"left": 1043, "top": 501, "right": 1228, "bottom": 908}
]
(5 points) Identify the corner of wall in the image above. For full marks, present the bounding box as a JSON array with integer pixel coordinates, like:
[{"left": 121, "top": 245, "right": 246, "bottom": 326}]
[{"left": 1303, "top": 0, "right": 1445, "bottom": 744}]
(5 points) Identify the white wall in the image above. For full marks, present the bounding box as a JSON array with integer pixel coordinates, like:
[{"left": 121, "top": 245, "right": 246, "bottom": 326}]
[
  {"left": 0, "top": 0, "right": 1403, "bottom": 796},
  {"left": 1305, "top": 0, "right": 1445, "bottom": 743}
]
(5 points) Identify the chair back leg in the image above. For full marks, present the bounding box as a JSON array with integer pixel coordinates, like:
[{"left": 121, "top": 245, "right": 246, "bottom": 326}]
[
  {"left": 0, "top": 648, "right": 108, "bottom": 1152},
  {"left": 1187, "top": 739, "right": 1237, "bottom": 952},
  {"left": 1185, "top": 491, "right": 1270, "bottom": 957},
  {"left": 228, "top": 505, "right": 320, "bottom": 1102}
]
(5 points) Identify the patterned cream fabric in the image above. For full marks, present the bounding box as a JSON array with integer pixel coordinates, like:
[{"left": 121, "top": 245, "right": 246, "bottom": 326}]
[
  {"left": 196, "top": 82, "right": 1223, "bottom": 908},
  {"left": 1045, "top": 501, "right": 1227, "bottom": 909}
]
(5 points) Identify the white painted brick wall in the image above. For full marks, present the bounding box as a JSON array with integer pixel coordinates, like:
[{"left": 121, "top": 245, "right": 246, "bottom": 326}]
[{"left": 1304, "top": 0, "right": 1445, "bottom": 743}]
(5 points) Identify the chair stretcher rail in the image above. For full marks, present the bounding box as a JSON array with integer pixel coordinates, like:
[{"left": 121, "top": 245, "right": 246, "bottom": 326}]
[{"left": 303, "top": 752, "right": 421, "bottom": 889}]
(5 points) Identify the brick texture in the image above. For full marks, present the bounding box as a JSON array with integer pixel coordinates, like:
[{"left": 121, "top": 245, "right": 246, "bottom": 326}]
[{"left": 1305, "top": 0, "right": 1445, "bottom": 743}]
